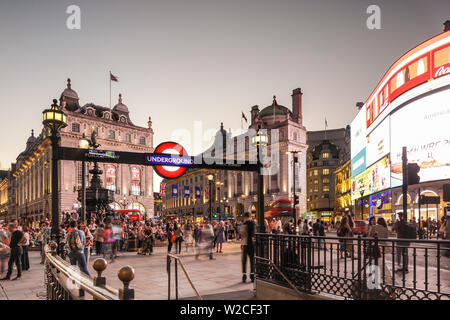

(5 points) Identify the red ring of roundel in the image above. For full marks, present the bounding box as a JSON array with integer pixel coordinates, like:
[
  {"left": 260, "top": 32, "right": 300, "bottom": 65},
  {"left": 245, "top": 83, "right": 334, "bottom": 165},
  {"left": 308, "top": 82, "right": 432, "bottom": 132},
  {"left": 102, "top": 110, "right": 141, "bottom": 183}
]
[{"left": 153, "top": 142, "right": 188, "bottom": 179}]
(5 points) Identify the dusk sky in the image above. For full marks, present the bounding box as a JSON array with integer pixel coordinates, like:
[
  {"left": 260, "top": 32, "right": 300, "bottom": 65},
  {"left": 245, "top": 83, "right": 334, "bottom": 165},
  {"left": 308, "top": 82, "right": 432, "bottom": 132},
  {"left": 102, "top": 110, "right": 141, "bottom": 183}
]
[{"left": 1, "top": 0, "right": 449, "bottom": 191}]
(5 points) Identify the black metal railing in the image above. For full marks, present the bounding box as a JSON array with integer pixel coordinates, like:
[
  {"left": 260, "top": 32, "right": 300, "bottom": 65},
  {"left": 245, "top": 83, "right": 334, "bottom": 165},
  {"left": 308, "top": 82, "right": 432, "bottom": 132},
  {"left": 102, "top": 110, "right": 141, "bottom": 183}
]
[
  {"left": 255, "top": 233, "right": 450, "bottom": 300},
  {"left": 45, "top": 242, "right": 135, "bottom": 300},
  {"left": 167, "top": 253, "right": 202, "bottom": 300}
]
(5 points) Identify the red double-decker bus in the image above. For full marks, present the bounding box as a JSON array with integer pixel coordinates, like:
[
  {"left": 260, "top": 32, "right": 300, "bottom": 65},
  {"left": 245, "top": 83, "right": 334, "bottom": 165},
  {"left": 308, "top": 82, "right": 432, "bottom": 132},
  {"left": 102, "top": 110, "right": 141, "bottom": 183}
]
[{"left": 115, "top": 209, "right": 143, "bottom": 222}]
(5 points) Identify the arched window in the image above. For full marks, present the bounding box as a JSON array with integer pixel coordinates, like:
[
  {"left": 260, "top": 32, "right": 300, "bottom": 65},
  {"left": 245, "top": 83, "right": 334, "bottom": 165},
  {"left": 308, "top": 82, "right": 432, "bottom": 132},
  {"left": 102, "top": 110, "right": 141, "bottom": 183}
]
[
  {"left": 72, "top": 123, "right": 80, "bottom": 132},
  {"left": 108, "top": 130, "right": 115, "bottom": 140}
]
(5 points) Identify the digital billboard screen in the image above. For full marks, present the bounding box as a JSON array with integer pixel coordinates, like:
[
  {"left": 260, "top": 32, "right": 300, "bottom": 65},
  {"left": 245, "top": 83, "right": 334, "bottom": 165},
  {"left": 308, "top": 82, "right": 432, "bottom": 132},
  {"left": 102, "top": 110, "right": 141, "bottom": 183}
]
[
  {"left": 352, "top": 155, "right": 391, "bottom": 200},
  {"left": 366, "top": 116, "right": 390, "bottom": 167},
  {"left": 390, "top": 88, "right": 450, "bottom": 187}
]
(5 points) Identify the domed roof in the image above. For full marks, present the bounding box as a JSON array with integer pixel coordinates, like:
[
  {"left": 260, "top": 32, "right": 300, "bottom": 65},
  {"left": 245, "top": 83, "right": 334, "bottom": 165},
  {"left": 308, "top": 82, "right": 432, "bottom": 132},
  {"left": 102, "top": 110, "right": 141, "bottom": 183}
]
[
  {"left": 113, "top": 94, "right": 129, "bottom": 113},
  {"left": 259, "top": 96, "right": 291, "bottom": 118},
  {"left": 60, "top": 78, "right": 79, "bottom": 100},
  {"left": 311, "top": 140, "right": 340, "bottom": 160}
]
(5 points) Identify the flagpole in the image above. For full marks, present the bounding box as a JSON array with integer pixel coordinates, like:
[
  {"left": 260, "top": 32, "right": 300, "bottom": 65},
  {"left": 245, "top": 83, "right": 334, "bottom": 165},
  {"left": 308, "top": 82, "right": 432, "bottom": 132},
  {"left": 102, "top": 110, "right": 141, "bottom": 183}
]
[{"left": 109, "top": 71, "right": 112, "bottom": 112}]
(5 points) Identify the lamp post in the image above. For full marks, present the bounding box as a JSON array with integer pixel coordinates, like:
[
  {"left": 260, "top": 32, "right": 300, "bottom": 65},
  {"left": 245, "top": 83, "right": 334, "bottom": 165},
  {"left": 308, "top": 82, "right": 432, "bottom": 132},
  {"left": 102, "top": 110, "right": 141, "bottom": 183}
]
[
  {"left": 287, "top": 150, "right": 302, "bottom": 234},
  {"left": 79, "top": 133, "right": 90, "bottom": 223},
  {"left": 42, "top": 99, "right": 67, "bottom": 244},
  {"left": 251, "top": 125, "right": 268, "bottom": 233},
  {"left": 207, "top": 174, "right": 214, "bottom": 223}
]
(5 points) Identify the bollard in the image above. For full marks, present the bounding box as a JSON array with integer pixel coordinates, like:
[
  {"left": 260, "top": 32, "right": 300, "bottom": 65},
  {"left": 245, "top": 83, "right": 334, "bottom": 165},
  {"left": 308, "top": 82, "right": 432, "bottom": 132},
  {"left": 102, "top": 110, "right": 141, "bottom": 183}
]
[
  {"left": 92, "top": 258, "right": 108, "bottom": 286},
  {"left": 48, "top": 241, "right": 58, "bottom": 257},
  {"left": 118, "top": 265, "right": 135, "bottom": 300}
]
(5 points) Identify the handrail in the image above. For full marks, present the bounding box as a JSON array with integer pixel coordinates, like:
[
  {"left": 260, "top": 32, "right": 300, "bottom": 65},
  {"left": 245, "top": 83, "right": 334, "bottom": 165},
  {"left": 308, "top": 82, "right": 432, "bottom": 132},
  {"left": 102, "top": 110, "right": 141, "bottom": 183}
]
[
  {"left": 256, "top": 256, "right": 305, "bottom": 299},
  {"left": 45, "top": 245, "right": 119, "bottom": 300},
  {"left": 44, "top": 242, "right": 135, "bottom": 300},
  {"left": 167, "top": 253, "right": 202, "bottom": 300},
  {"left": 256, "top": 232, "right": 450, "bottom": 244}
]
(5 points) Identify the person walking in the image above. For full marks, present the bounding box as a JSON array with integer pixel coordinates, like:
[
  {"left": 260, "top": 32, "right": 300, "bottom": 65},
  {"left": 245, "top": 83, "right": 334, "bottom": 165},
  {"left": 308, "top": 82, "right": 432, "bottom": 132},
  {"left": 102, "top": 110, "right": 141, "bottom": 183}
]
[
  {"left": 167, "top": 223, "right": 175, "bottom": 253},
  {"left": 1, "top": 223, "right": 25, "bottom": 280},
  {"left": 39, "top": 222, "right": 51, "bottom": 264},
  {"left": 215, "top": 221, "right": 226, "bottom": 253},
  {"left": 240, "top": 212, "right": 256, "bottom": 283},
  {"left": 0, "top": 223, "right": 10, "bottom": 276},
  {"left": 174, "top": 223, "right": 183, "bottom": 254},
  {"left": 391, "top": 212, "right": 415, "bottom": 273},
  {"left": 66, "top": 221, "right": 90, "bottom": 276},
  {"left": 93, "top": 224, "right": 104, "bottom": 256},
  {"left": 102, "top": 220, "right": 115, "bottom": 263},
  {"left": 21, "top": 226, "right": 30, "bottom": 271}
]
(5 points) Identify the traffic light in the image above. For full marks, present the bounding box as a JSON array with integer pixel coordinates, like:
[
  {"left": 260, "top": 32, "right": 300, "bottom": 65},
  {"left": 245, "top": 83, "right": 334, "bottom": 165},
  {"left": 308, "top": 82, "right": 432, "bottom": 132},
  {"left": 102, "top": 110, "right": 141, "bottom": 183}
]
[
  {"left": 294, "top": 194, "right": 299, "bottom": 206},
  {"left": 407, "top": 163, "right": 420, "bottom": 185}
]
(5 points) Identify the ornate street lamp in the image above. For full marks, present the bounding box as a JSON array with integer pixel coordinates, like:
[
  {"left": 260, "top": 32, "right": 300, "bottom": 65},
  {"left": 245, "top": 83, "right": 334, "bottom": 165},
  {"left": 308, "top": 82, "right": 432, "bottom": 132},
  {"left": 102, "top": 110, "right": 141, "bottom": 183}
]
[
  {"left": 78, "top": 133, "right": 90, "bottom": 223},
  {"left": 207, "top": 174, "right": 214, "bottom": 223},
  {"left": 287, "top": 150, "right": 302, "bottom": 234},
  {"left": 251, "top": 125, "right": 268, "bottom": 233},
  {"left": 216, "top": 181, "right": 224, "bottom": 221},
  {"left": 42, "top": 99, "right": 67, "bottom": 244}
]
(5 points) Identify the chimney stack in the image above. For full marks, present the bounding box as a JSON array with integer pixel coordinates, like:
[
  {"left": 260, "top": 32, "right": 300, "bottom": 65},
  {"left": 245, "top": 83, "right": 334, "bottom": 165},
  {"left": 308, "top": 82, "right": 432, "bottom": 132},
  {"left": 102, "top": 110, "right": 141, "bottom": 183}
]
[
  {"left": 291, "top": 88, "right": 303, "bottom": 125},
  {"left": 444, "top": 20, "right": 450, "bottom": 32}
]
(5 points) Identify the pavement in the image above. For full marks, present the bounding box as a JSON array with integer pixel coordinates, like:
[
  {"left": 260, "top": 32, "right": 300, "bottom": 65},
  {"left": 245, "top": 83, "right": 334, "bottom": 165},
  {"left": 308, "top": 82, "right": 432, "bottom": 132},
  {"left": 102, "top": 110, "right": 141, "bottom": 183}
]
[{"left": 0, "top": 241, "right": 254, "bottom": 300}]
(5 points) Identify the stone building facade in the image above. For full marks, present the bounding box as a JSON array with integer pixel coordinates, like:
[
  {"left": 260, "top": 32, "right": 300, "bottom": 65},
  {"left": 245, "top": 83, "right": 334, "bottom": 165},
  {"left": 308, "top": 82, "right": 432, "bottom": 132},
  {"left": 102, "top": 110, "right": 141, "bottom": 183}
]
[
  {"left": 11, "top": 79, "right": 154, "bottom": 225},
  {"left": 162, "top": 88, "right": 308, "bottom": 221}
]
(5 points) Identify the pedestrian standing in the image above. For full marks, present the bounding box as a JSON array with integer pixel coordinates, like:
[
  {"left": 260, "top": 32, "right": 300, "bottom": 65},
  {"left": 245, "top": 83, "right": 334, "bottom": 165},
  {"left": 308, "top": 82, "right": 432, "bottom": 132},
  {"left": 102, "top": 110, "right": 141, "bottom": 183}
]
[
  {"left": 102, "top": 220, "right": 115, "bottom": 263},
  {"left": 66, "top": 221, "right": 90, "bottom": 276},
  {"left": 240, "top": 212, "right": 256, "bottom": 283},
  {"left": 94, "top": 224, "right": 104, "bottom": 256},
  {"left": 141, "top": 222, "right": 154, "bottom": 255},
  {"left": 174, "top": 223, "right": 183, "bottom": 254},
  {"left": 391, "top": 212, "right": 415, "bottom": 273},
  {"left": 80, "top": 223, "right": 93, "bottom": 264}
]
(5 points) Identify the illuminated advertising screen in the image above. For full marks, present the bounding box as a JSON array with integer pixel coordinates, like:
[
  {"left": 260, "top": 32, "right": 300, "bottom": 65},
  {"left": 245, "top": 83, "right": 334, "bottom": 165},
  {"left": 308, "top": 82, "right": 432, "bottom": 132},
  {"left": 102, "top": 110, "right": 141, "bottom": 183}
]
[
  {"left": 106, "top": 165, "right": 116, "bottom": 191},
  {"left": 351, "top": 108, "right": 367, "bottom": 177},
  {"left": 131, "top": 167, "right": 140, "bottom": 181},
  {"left": 352, "top": 155, "right": 391, "bottom": 200},
  {"left": 391, "top": 88, "right": 450, "bottom": 187},
  {"left": 366, "top": 116, "right": 390, "bottom": 167}
]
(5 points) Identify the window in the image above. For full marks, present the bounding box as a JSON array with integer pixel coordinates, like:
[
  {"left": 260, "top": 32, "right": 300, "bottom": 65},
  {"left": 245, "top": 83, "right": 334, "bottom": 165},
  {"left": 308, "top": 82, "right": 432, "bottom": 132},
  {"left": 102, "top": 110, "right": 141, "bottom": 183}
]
[
  {"left": 130, "top": 167, "right": 141, "bottom": 195},
  {"left": 323, "top": 178, "right": 330, "bottom": 184},
  {"left": 108, "top": 130, "right": 115, "bottom": 140},
  {"left": 72, "top": 123, "right": 80, "bottom": 133},
  {"left": 314, "top": 179, "right": 318, "bottom": 185},
  {"left": 323, "top": 185, "right": 330, "bottom": 192},
  {"left": 309, "top": 171, "right": 313, "bottom": 177},
  {"left": 322, "top": 152, "right": 329, "bottom": 159},
  {"left": 139, "top": 136, "right": 146, "bottom": 145},
  {"left": 293, "top": 132, "right": 297, "bottom": 141},
  {"left": 323, "top": 169, "right": 330, "bottom": 175},
  {"left": 313, "top": 170, "right": 318, "bottom": 176},
  {"left": 314, "top": 186, "right": 319, "bottom": 193},
  {"left": 106, "top": 165, "right": 116, "bottom": 192},
  {"left": 125, "top": 133, "right": 131, "bottom": 143}
]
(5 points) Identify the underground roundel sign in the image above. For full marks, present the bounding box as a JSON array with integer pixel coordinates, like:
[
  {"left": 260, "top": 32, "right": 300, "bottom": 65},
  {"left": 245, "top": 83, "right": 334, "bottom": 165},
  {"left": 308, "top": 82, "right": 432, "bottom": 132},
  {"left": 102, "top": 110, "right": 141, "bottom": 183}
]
[{"left": 148, "top": 142, "right": 192, "bottom": 179}]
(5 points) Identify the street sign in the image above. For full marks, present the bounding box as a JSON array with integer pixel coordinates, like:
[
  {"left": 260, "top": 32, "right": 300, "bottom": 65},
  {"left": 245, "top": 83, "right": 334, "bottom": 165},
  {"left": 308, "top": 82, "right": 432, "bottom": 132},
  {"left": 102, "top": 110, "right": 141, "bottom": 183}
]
[{"left": 151, "top": 142, "right": 190, "bottom": 179}]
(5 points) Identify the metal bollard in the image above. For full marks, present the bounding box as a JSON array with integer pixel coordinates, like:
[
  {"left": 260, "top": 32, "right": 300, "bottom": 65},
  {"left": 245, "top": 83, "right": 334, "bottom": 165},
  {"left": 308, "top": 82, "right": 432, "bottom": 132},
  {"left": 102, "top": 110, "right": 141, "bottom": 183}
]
[{"left": 92, "top": 258, "right": 108, "bottom": 286}]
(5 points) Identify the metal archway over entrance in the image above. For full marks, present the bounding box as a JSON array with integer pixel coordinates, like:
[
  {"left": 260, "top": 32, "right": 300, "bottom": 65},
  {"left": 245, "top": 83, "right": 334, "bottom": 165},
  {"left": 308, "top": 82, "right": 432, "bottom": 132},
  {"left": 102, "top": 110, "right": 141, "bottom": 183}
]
[{"left": 55, "top": 141, "right": 266, "bottom": 232}]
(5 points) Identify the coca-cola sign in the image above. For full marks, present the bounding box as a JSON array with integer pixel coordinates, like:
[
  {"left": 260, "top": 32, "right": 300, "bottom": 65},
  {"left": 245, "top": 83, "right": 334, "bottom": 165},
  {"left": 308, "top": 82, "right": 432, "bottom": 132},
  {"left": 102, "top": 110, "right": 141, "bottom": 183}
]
[{"left": 434, "top": 64, "right": 450, "bottom": 79}]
